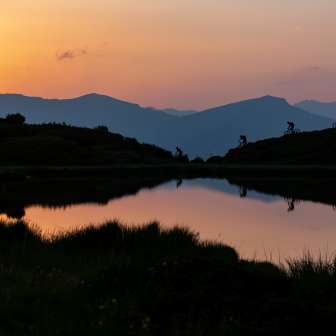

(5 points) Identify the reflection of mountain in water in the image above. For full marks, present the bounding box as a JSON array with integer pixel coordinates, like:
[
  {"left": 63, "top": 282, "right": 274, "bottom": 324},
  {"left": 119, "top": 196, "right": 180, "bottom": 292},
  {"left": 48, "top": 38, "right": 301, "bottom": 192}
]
[
  {"left": 0, "top": 178, "right": 167, "bottom": 219},
  {"left": 178, "top": 178, "right": 280, "bottom": 203},
  {"left": 164, "top": 177, "right": 336, "bottom": 211},
  {"left": 225, "top": 177, "right": 336, "bottom": 210},
  {"left": 1, "top": 176, "right": 336, "bottom": 219}
]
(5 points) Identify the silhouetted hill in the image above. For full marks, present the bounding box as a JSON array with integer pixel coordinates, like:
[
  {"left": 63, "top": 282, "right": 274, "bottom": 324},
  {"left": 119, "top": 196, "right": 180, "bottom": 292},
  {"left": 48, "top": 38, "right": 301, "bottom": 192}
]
[
  {"left": 158, "top": 96, "right": 333, "bottom": 157},
  {"left": 0, "top": 93, "right": 174, "bottom": 146},
  {"left": 0, "top": 118, "right": 173, "bottom": 166},
  {"left": 295, "top": 100, "right": 336, "bottom": 119},
  {"left": 222, "top": 128, "right": 336, "bottom": 165},
  {"left": 0, "top": 94, "right": 332, "bottom": 158}
]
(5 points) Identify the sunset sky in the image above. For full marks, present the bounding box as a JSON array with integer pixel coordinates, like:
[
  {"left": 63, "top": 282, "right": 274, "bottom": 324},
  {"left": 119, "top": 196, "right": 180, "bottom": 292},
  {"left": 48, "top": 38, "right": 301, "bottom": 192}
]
[{"left": 1, "top": 0, "right": 336, "bottom": 109}]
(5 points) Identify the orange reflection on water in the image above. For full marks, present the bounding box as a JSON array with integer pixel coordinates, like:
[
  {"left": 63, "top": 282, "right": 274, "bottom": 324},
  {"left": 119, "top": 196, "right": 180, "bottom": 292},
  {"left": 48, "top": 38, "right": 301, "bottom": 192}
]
[{"left": 12, "top": 181, "right": 336, "bottom": 261}]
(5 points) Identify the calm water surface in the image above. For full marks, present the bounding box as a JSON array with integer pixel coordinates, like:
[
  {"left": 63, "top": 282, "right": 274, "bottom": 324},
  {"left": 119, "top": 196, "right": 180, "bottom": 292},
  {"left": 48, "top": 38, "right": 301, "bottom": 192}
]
[{"left": 2, "top": 178, "right": 336, "bottom": 261}]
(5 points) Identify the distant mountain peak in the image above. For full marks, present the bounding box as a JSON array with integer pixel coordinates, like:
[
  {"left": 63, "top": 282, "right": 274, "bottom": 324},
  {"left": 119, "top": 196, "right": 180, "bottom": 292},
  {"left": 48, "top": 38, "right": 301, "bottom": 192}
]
[
  {"left": 295, "top": 99, "right": 336, "bottom": 119},
  {"left": 200, "top": 95, "right": 290, "bottom": 116},
  {"left": 0, "top": 92, "right": 141, "bottom": 107},
  {"left": 248, "top": 95, "right": 289, "bottom": 106},
  {"left": 77, "top": 92, "right": 121, "bottom": 100},
  {"left": 79, "top": 93, "right": 107, "bottom": 99},
  {"left": 297, "top": 99, "right": 336, "bottom": 105},
  {"left": 74, "top": 93, "right": 138, "bottom": 106},
  {"left": 259, "top": 95, "right": 287, "bottom": 101}
]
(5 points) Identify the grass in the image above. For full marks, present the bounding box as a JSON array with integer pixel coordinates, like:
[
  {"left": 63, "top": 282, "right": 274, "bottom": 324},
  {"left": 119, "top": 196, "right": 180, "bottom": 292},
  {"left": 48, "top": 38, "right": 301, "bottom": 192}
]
[{"left": 0, "top": 219, "right": 336, "bottom": 335}]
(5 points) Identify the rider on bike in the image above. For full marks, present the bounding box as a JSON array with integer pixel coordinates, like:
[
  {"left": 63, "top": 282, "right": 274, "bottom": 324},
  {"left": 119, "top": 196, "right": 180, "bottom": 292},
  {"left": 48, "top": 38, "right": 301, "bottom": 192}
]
[
  {"left": 239, "top": 135, "right": 247, "bottom": 147},
  {"left": 287, "top": 121, "right": 295, "bottom": 133},
  {"left": 175, "top": 146, "right": 183, "bottom": 158}
]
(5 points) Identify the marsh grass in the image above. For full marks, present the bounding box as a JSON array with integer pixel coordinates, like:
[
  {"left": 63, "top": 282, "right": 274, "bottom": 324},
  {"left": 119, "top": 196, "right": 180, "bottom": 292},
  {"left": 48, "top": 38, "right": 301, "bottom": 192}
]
[
  {"left": 287, "top": 252, "right": 336, "bottom": 278},
  {"left": 0, "top": 219, "right": 335, "bottom": 335}
]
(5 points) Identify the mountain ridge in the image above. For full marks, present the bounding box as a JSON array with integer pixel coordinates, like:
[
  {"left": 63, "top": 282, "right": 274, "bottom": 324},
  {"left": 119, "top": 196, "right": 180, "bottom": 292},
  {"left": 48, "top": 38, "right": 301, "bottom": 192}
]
[
  {"left": 295, "top": 100, "right": 336, "bottom": 119},
  {"left": 0, "top": 93, "right": 333, "bottom": 158}
]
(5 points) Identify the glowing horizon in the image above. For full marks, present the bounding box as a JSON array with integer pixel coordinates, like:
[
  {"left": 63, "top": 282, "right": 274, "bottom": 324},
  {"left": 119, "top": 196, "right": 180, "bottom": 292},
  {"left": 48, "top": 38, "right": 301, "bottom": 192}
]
[{"left": 1, "top": 0, "right": 336, "bottom": 109}]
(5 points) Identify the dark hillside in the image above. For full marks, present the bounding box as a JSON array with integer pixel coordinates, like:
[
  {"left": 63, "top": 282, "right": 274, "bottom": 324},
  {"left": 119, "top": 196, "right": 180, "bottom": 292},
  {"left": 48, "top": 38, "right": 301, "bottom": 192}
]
[
  {"left": 223, "top": 128, "right": 336, "bottom": 165},
  {"left": 0, "top": 118, "right": 173, "bottom": 166}
]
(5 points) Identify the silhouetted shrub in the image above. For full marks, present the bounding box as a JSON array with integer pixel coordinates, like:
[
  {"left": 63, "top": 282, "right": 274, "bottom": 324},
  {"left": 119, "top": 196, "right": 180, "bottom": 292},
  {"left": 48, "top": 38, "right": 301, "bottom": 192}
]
[
  {"left": 191, "top": 157, "right": 204, "bottom": 164},
  {"left": 206, "top": 155, "right": 224, "bottom": 164},
  {"left": 5, "top": 113, "right": 26, "bottom": 125},
  {"left": 95, "top": 125, "right": 109, "bottom": 133},
  {"left": 176, "top": 154, "right": 189, "bottom": 163}
]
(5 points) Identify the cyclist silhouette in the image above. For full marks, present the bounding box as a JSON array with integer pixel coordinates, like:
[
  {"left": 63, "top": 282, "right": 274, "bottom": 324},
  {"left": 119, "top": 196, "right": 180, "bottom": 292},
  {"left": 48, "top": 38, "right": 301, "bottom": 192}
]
[
  {"left": 287, "top": 121, "right": 295, "bottom": 133},
  {"left": 287, "top": 198, "right": 295, "bottom": 212},
  {"left": 239, "top": 186, "right": 247, "bottom": 198},
  {"left": 175, "top": 146, "right": 183, "bottom": 158},
  {"left": 176, "top": 179, "right": 183, "bottom": 189},
  {"left": 284, "top": 197, "right": 300, "bottom": 212},
  {"left": 239, "top": 135, "right": 247, "bottom": 147}
]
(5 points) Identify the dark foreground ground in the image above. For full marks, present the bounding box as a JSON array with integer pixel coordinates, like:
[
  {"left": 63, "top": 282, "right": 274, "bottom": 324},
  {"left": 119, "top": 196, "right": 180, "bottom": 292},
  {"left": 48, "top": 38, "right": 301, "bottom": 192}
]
[
  {"left": 1, "top": 220, "right": 336, "bottom": 335},
  {"left": 223, "top": 127, "right": 336, "bottom": 165}
]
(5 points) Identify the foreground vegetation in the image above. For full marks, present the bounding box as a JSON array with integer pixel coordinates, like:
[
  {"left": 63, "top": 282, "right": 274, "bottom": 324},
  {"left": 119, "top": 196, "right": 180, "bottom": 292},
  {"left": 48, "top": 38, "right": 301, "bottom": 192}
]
[{"left": 1, "top": 220, "right": 336, "bottom": 335}]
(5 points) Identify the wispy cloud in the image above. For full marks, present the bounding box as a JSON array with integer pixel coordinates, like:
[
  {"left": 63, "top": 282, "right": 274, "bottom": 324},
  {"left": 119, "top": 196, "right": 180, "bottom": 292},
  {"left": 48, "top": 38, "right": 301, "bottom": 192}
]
[
  {"left": 304, "top": 66, "right": 322, "bottom": 72},
  {"left": 56, "top": 49, "right": 88, "bottom": 61}
]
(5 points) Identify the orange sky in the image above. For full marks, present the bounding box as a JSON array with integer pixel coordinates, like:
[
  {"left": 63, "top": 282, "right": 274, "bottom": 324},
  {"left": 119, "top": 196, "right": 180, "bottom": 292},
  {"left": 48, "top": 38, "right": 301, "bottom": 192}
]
[{"left": 1, "top": 0, "right": 336, "bottom": 109}]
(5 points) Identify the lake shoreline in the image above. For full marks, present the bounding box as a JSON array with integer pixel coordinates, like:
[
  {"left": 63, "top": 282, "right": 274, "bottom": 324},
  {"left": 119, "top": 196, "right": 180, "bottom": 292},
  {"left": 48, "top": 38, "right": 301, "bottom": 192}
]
[{"left": 2, "top": 163, "right": 336, "bottom": 180}]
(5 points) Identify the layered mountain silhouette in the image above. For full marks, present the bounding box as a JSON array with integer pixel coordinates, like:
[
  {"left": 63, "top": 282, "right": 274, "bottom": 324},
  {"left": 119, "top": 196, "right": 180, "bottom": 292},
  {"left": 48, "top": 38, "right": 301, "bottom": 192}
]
[
  {"left": 160, "top": 108, "right": 197, "bottom": 117},
  {"left": 295, "top": 100, "right": 336, "bottom": 119},
  {"left": 0, "top": 93, "right": 173, "bottom": 140},
  {"left": 0, "top": 93, "right": 333, "bottom": 158}
]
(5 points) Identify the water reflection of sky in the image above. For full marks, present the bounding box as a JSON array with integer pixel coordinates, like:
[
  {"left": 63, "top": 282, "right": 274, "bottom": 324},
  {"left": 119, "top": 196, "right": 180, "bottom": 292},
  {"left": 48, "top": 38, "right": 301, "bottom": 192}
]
[{"left": 2, "top": 179, "right": 336, "bottom": 261}]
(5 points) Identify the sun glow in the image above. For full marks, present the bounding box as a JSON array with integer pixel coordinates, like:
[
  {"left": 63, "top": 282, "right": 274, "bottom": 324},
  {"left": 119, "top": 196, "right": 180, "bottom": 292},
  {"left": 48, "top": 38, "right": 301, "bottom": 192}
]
[{"left": 1, "top": 0, "right": 336, "bottom": 108}]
